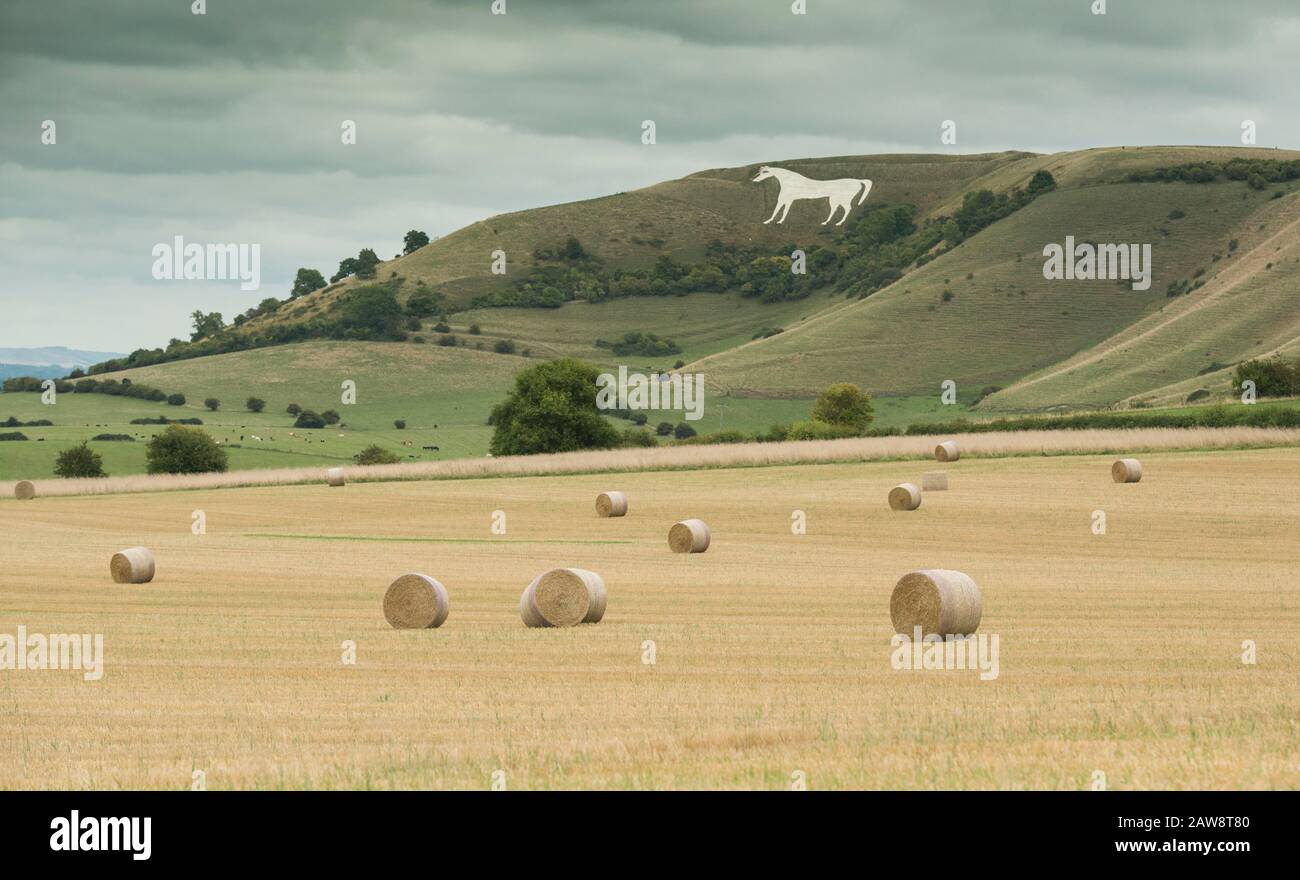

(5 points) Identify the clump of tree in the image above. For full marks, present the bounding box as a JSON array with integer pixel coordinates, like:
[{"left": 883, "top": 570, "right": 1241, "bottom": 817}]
[
  {"left": 354, "top": 444, "right": 401, "bottom": 465},
  {"left": 598, "top": 332, "right": 681, "bottom": 357},
  {"left": 355, "top": 248, "right": 380, "bottom": 279},
  {"left": 405, "top": 291, "right": 442, "bottom": 318},
  {"left": 190, "top": 310, "right": 225, "bottom": 341},
  {"left": 488, "top": 359, "right": 621, "bottom": 456},
  {"left": 1233, "top": 356, "right": 1300, "bottom": 398},
  {"left": 246, "top": 397, "right": 266, "bottom": 413},
  {"left": 167, "top": 393, "right": 186, "bottom": 406},
  {"left": 294, "top": 410, "right": 326, "bottom": 429},
  {"left": 204, "top": 398, "right": 220, "bottom": 411},
  {"left": 291, "top": 268, "right": 327, "bottom": 298},
  {"left": 403, "top": 230, "right": 430, "bottom": 255},
  {"left": 1125, "top": 158, "right": 1300, "bottom": 186},
  {"left": 145, "top": 425, "right": 228, "bottom": 474},
  {"left": 326, "top": 285, "right": 406, "bottom": 341},
  {"left": 811, "top": 382, "right": 874, "bottom": 433},
  {"left": 54, "top": 442, "right": 106, "bottom": 478}
]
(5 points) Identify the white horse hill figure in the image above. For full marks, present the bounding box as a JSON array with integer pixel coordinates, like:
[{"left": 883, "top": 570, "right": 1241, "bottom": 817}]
[{"left": 752, "top": 166, "right": 873, "bottom": 225}]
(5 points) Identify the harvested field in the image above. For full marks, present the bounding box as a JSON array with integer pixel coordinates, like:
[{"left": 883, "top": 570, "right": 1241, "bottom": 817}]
[{"left": 0, "top": 446, "right": 1297, "bottom": 789}]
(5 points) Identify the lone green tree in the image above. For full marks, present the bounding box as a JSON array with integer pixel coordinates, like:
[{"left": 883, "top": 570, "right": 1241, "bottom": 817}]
[
  {"left": 246, "top": 397, "right": 266, "bottom": 413},
  {"left": 811, "top": 383, "right": 874, "bottom": 432},
  {"left": 355, "top": 248, "right": 380, "bottom": 279},
  {"left": 290, "top": 268, "right": 327, "bottom": 298},
  {"left": 403, "top": 230, "right": 430, "bottom": 255},
  {"left": 145, "top": 426, "right": 228, "bottom": 474},
  {"left": 488, "top": 359, "right": 620, "bottom": 456},
  {"left": 54, "top": 442, "right": 106, "bottom": 478}
]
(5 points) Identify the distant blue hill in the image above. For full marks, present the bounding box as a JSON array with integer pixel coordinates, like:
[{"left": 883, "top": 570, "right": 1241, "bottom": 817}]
[{"left": 0, "top": 347, "right": 127, "bottom": 382}]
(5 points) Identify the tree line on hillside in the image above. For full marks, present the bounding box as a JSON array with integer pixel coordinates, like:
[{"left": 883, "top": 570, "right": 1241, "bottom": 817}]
[
  {"left": 1124, "top": 157, "right": 1300, "bottom": 191},
  {"left": 471, "top": 171, "right": 1058, "bottom": 311}
]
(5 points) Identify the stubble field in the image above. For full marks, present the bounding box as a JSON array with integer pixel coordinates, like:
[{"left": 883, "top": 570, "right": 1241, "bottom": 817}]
[{"left": 1, "top": 446, "right": 1297, "bottom": 789}]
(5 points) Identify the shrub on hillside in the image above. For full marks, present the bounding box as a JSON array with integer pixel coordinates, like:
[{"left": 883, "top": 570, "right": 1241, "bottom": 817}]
[
  {"left": 673, "top": 422, "right": 697, "bottom": 440},
  {"left": 246, "top": 397, "right": 266, "bottom": 413},
  {"left": 321, "top": 410, "right": 341, "bottom": 425},
  {"left": 54, "top": 442, "right": 106, "bottom": 478},
  {"left": 394, "top": 419, "right": 406, "bottom": 429},
  {"left": 0, "top": 432, "right": 30, "bottom": 441},
  {"left": 145, "top": 425, "right": 228, "bottom": 474},
  {"left": 1233, "top": 356, "right": 1300, "bottom": 398},
  {"left": 204, "top": 398, "right": 220, "bottom": 411},
  {"left": 354, "top": 444, "right": 401, "bottom": 465},
  {"left": 294, "top": 410, "right": 326, "bottom": 429}
]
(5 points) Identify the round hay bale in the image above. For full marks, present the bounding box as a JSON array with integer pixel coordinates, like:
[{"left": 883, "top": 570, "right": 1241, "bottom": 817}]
[
  {"left": 14, "top": 480, "right": 35, "bottom": 501},
  {"left": 888, "top": 483, "right": 922, "bottom": 511},
  {"left": 668, "top": 518, "right": 710, "bottom": 554},
  {"left": 326, "top": 467, "right": 346, "bottom": 487},
  {"left": 577, "top": 569, "right": 608, "bottom": 624},
  {"left": 383, "top": 573, "right": 450, "bottom": 629},
  {"left": 520, "top": 568, "right": 601, "bottom": 627},
  {"left": 921, "top": 472, "right": 949, "bottom": 491},
  {"left": 595, "top": 490, "right": 628, "bottom": 518},
  {"left": 890, "top": 569, "right": 982, "bottom": 637},
  {"left": 934, "top": 440, "right": 960, "bottom": 462},
  {"left": 1112, "top": 458, "right": 1142, "bottom": 483},
  {"left": 110, "top": 547, "right": 155, "bottom": 584}
]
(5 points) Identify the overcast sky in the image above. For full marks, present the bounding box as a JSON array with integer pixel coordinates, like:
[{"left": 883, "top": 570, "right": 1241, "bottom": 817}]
[{"left": 2, "top": 0, "right": 1297, "bottom": 352}]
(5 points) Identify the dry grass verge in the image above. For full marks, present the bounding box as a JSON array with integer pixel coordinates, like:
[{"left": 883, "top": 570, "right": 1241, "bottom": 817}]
[{"left": 3, "top": 426, "right": 1297, "bottom": 500}]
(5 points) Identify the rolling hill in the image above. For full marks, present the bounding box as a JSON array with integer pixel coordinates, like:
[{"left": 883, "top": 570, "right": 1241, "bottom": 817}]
[
  {"left": 223, "top": 143, "right": 1300, "bottom": 413},
  {"left": 7, "top": 145, "right": 1300, "bottom": 478}
]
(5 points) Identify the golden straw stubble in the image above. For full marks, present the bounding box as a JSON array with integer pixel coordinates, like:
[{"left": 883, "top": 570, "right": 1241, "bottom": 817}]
[
  {"left": 890, "top": 569, "right": 983, "bottom": 637},
  {"left": 668, "top": 519, "right": 710, "bottom": 553},
  {"left": 595, "top": 491, "right": 628, "bottom": 517},
  {"left": 921, "top": 472, "right": 948, "bottom": 491},
  {"left": 520, "top": 568, "right": 605, "bottom": 627},
  {"left": 383, "top": 573, "right": 451, "bottom": 629},
  {"left": 1111, "top": 458, "right": 1142, "bottom": 483},
  {"left": 110, "top": 547, "right": 155, "bottom": 584},
  {"left": 888, "top": 483, "right": 922, "bottom": 510}
]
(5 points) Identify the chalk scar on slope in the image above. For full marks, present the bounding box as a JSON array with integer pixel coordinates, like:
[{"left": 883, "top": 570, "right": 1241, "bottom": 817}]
[{"left": 1007, "top": 201, "right": 1300, "bottom": 392}]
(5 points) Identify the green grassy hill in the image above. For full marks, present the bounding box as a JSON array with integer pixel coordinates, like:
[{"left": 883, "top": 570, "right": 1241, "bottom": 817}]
[
  {"left": 693, "top": 146, "right": 1300, "bottom": 408},
  {"left": 241, "top": 150, "right": 1031, "bottom": 328},
  {"left": 12, "top": 145, "right": 1300, "bottom": 479}
]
